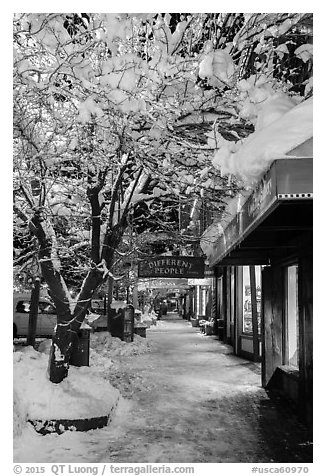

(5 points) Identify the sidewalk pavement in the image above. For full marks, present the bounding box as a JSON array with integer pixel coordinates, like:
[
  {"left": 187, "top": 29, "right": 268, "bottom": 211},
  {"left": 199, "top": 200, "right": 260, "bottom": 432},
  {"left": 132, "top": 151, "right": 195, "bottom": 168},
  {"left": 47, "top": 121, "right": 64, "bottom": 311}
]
[
  {"left": 100, "top": 318, "right": 313, "bottom": 463},
  {"left": 158, "top": 311, "right": 183, "bottom": 320}
]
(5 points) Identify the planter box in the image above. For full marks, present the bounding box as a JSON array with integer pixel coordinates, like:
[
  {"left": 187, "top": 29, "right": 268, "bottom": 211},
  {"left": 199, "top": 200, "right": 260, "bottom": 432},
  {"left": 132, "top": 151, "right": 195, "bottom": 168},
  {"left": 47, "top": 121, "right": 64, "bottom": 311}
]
[
  {"left": 29, "top": 399, "right": 119, "bottom": 435},
  {"left": 205, "top": 325, "right": 214, "bottom": 336},
  {"left": 134, "top": 326, "right": 147, "bottom": 338}
]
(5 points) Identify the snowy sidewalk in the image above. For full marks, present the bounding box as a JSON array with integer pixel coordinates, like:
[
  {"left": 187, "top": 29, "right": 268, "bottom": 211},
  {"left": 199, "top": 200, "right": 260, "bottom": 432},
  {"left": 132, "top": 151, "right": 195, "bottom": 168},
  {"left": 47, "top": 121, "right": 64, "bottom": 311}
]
[
  {"left": 157, "top": 311, "right": 183, "bottom": 320},
  {"left": 99, "top": 319, "right": 312, "bottom": 463},
  {"left": 14, "top": 319, "right": 312, "bottom": 463}
]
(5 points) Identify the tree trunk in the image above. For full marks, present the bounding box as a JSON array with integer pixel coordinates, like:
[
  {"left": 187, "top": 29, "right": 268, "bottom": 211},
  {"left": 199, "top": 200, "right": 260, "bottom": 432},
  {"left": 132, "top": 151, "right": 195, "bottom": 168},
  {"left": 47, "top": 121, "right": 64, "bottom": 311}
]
[
  {"left": 106, "top": 275, "right": 114, "bottom": 332},
  {"left": 47, "top": 324, "right": 75, "bottom": 383},
  {"left": 30, "top": 208, "right": 128, "bottom": 384},
  {"left": 48, "top": 267, "right": 104, "bottom": 383},
  {"left": 48, "top": 223, "right": 126, "bottom": 383}
]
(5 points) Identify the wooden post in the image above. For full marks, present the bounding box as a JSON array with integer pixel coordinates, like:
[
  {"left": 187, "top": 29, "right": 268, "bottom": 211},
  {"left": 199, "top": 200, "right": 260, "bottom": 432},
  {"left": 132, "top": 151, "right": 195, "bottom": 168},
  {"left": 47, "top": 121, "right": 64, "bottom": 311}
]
[
  {"left": 261, "top": 265, "right": 283, "bottom": 387},
  {"left": 27, "top": 278, "right": 41, "bottom": 348},
  {"left": 222, "top": 268, "right": 228, "bottom": 343},
  {"left": 235, "top": 266, "right": 244, "bottom": 356},
  {"left": 225, "top": 268, "right": 231, "bottom": 343},
  {"left": 249, "top": 266, "right": 260, "bottom": 362},
  {"left": 132, "top": 285, "right": 139, "bottom": 310},
  {"left": 107, "top": 275, "right": 114, "bottom": 332},
  {"left": 298, "top": 248, "right": 313, "bottom": 430},
  {"left": 103, "top": 294, "right": 107, "bottom": 315}
]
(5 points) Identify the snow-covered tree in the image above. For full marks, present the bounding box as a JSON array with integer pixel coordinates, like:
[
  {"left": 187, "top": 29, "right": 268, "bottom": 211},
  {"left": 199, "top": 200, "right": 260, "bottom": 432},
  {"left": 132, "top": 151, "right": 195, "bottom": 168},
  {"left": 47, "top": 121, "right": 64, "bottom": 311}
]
[{"left": 13, "top": 13, "right": 312, "bottom": 383}]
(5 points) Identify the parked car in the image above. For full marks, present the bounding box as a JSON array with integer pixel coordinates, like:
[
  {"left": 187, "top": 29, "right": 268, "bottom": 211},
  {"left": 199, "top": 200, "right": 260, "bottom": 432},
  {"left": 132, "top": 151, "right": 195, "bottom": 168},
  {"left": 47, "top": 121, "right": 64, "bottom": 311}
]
[
  {"left": 13, "top": 293, "right": 57, "bottom": 338},
  {"left": 13, "top": 293, "right": 95, "bottom": 338},
  {"left": 90, "top": 298, "right": 105, "bottom": 315}
]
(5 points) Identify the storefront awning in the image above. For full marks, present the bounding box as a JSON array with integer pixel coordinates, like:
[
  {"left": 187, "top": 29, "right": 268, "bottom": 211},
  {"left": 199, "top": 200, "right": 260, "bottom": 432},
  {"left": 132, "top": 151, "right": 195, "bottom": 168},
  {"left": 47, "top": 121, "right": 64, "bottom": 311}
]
[{"left": 202, "top": 158, "right": 312, "bottom": 267}]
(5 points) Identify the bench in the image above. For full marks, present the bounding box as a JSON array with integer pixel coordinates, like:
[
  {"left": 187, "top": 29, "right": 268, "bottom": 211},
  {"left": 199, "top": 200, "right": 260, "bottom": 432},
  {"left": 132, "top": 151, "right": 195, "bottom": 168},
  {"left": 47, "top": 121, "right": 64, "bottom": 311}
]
[{"left": 199, "top": 319, "right": 215, "bottom": 335}]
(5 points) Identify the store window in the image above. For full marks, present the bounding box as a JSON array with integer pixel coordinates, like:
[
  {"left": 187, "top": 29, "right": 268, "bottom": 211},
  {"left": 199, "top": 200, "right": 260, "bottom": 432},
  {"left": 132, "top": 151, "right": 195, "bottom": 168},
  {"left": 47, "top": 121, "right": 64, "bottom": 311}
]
[
  {"left": 285, "top": 265, "right": 299, "bottom": 368},
  {"left": 226, "top": 267, "right": 235, "bottom": 339},
  {"left": 230, "top": 267, "right": 235, "bottom": 326},
  {"left": 217, "top": 276, "right": 223, "bottom": 318},
  {"left": 201, "top": 287, "right": 206, "bottom": 315},
  {"left": 242, "top": 266, "right": 262, "bottom": 334},
  {"left": 196, "top": 286, "right": 201, "bottom": 316}
]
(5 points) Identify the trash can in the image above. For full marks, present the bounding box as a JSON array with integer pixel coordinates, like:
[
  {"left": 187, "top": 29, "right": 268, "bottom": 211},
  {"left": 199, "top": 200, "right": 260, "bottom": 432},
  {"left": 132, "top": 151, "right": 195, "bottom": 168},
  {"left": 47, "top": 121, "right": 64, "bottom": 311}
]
[
  {"left": 160, "top": 302, "right": 167, "bottom": 316},
  {"left": 217, "top": 319, "right": 224, "bottom": 340},
  {"left": 110, "top": 308, "right": 124, "bottom": 339},
  {"left": 70, "top": 328, "right": 90, "bottom": 367}
]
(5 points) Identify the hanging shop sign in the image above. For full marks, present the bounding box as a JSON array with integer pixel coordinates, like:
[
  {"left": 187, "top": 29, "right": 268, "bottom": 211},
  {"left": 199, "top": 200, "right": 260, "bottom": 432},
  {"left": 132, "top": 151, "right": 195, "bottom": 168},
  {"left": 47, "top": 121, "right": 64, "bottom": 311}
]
[{"left": 138, "top": 256, "right": 205, "bottom": 279}]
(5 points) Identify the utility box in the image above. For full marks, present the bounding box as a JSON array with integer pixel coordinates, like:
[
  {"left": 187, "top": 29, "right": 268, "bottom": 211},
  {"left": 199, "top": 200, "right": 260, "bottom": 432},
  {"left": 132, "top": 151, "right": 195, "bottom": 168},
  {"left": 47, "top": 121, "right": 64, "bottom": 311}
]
[
  {"left": 70, "top": 328, "right": 90, "bottom": 367},
  {"left": 111, "top": 305, "right": 134, "bottom": 342},
  {"left": 122, "top": 305, "right": 134, "bottom": 343}
]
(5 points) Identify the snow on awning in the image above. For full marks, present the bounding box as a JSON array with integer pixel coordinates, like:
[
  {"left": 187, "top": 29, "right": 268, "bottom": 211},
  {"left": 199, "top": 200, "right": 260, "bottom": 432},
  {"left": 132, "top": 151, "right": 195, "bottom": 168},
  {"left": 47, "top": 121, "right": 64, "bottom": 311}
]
[
  {"left": 215, "top": 97, "right": 313, "bottom": 184},
  {"left": 201, "top": 158, "right": 312, "bottom": 266}
]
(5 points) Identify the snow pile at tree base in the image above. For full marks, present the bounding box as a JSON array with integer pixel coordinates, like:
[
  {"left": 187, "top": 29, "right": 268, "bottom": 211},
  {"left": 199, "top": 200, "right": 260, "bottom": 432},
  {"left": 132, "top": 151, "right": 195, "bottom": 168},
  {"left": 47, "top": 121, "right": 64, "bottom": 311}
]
[
  {"left": 13, "top": 346, "right": 120, "bottom": 436},
  {"left": 13, "top": 388, "right": 28, "bottom": 438},
  {"left": 90, "top": 331, "right": 151, "bottom": 358}
]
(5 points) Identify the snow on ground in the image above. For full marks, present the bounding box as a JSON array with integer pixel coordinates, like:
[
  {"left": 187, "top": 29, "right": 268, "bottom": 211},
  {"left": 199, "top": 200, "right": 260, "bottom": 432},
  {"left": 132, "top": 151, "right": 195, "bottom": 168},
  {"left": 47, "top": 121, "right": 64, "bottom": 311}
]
[
  {"left": 13, "top": 397, "right": 134, "bottom": 463},
  {"left": 13, "top": 321, "right": 190, "bottom": 463},
  {"left": 13, "top": 330, "right": 152, "bottom": 462},
  {"left": 90, "top": 331, "right": 151, "bottom": 358},
  {"left": 90, "top": 332, "right": 153, "bottom": 398},
  {"left": 13, "top": 319, "right": 313, "bottom": 464},
  {"left": 14, "top": 346, "right": 119, "bottom": 420}
]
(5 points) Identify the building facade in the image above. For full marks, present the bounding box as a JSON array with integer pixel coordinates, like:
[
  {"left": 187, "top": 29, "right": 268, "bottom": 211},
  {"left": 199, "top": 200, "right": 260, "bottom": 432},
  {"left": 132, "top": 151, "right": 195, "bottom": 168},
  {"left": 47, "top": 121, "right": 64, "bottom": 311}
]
[{"left": 201, "top": 156, "right": 313, "bottom": 429}]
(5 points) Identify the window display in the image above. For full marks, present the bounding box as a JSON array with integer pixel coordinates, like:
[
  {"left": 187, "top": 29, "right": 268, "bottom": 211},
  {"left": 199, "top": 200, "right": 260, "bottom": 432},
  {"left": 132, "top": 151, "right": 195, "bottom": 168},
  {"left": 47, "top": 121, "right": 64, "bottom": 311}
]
[
  {"left": 285, "top": 265, "right": 299, "bottom": 367},
  {"left": 242, "top": 266, "right": 261, "bottom": 334}
]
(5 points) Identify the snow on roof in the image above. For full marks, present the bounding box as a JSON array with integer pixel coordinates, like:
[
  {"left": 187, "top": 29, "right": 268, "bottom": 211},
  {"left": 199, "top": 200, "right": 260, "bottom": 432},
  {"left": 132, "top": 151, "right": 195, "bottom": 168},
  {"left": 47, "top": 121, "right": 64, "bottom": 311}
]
[
  {"left": 214, "top": 97, "right": 313, "bottom": 184},
  {"left": 201, "top": 96, "right": 313, "bottom": 259}
]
